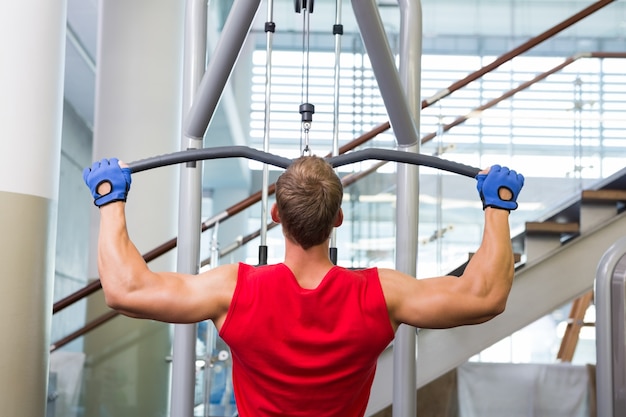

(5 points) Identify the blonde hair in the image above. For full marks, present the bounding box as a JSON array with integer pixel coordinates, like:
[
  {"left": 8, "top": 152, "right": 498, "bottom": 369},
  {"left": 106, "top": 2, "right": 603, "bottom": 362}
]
[{"left": 275, "top": 156, "right": 343, "bottom": 249}]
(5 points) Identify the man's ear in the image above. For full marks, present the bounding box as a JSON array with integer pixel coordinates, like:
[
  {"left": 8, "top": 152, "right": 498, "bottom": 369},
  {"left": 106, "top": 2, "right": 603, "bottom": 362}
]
[
  {"left": 334, "top": 208, "right": 344, "bottom": 227},
  {"left": 271, "top": 203, "right": 281, "bottom": 223}
]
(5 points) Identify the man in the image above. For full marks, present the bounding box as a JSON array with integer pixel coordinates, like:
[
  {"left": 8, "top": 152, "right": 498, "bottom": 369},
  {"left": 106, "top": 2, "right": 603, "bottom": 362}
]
[{"left": 83, "top": 155, "right": 524, "bottom": 416}]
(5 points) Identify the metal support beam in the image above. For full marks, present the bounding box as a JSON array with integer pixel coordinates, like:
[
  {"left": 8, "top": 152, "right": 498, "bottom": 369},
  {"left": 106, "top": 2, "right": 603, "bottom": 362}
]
[
  {"left": 170, "top": 1, "right": 207, "bottom": 416},
  {"left": 184, "top": 0, "right": 262, "bottom": 140},
  {"left": 392, "top": 1, "right": 423, "bottom": 416}
]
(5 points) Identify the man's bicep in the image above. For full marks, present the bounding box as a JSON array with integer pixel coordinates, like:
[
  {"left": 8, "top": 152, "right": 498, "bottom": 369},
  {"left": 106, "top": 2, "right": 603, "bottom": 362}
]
[{"left": 168, "top": 264, "right": 238, "bottom": 324}]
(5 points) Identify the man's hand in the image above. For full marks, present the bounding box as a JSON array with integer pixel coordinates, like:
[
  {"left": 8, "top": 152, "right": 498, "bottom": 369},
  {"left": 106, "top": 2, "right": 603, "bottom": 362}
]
[
  {"left": 83, "top": 158, "right": 132, "bottom": 207},
  {"left": 476, "top": 165, "right": 524, "bottom": 211}
]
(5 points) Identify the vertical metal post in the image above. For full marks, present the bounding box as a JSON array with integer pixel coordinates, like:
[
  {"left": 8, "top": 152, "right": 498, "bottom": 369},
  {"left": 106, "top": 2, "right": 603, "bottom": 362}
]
[
  {"left": 351, "top": 0, "right": 422, "bottom": 415},
  {"left": 202, "top": 222, "right": 221, "bottom": 417},
  {"left": 611, "top": 258, "right": 626, "bottom": 416},
  {"left": 392, "top": 159, "right": 419, "bottom": 417},
  {"left": 393, "top": 1, "right": 422, "bottom": 416},
  {"left": 170, "top": 1, "right": 207, "bottom": 416},
  {"left": 184, "top": 0, "right": 262, "bottom": 140},
  {"left": 611, "top": 255, "right": 626, "bottom": 416},
  {"left": 331, "top": 0, "right": 342, "bottom": 157},
  {"left": 595, "top": 236, "right": 626, "bottom": 417},
  {"left": 329, "top": 0, "right": 343, "bottom": 264},
  {"left": 297, "top": 3, "right": 314, "bottom": 156},
  {"left": 259, "top": 0, "right": 276, "bottom": 266}
]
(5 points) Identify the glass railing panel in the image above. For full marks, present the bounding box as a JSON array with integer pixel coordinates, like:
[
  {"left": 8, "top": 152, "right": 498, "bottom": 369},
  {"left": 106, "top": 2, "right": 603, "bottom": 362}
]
[
  {"left": 194, "top": 321, "right": 237, "bottom": 417},
  {"left": 49, "top": 306, "right": 172, "bottom": 417}
]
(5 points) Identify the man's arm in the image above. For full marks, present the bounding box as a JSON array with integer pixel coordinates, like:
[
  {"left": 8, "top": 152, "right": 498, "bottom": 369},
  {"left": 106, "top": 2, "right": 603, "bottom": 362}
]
[
  {"left": 84, "top": 159, "right": 236, "bottom": 326},
  {"left": 380, "top": 165, "right": 524, "bottom": 330},
  {"left": 97, "top": 202, "right": 236, "bottom": 325}
]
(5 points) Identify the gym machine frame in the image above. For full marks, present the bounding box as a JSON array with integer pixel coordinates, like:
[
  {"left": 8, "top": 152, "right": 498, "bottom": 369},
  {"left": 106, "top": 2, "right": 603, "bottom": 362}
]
[
  {"left": 150, "top": 0, "right": 446, "bottom": 416},
  {"left": 595, "top": 237, "right": 626, "bottom": 416}
]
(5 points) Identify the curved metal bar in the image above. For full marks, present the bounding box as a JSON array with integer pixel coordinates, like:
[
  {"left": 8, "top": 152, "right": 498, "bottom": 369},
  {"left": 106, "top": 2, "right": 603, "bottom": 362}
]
[
  {"left": 328, "top": 148, "right": 480, "bottom": 178},
  {"left": 129, "top": 145, "right": 480, "bottom": 178},
  {"left": 128, "top": 146, "right": 293, "bottom": 172}
]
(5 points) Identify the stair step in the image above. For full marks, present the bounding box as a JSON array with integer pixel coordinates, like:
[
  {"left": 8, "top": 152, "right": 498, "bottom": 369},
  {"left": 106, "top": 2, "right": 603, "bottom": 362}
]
[
  {"left": 525, "top": 221, "right": 580, "bottom": 235},
  {"left": 580, "top": 189, "right": 626, "bottom": 233},
  {"left": 581, "top": 189, "right": 626, "bottom": 203},
  {"left": 524, "top": 222, "right": 579, "bottom": 263}
]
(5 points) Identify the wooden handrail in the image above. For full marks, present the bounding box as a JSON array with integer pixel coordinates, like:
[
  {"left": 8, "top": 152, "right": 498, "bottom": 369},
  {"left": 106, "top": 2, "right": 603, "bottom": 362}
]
[
  {"left": 50, "top": 1, "right": 620, "bottom": 348},
  {"left": 50, "top": 310, "right": 119, "bottom": 352},
  {"left": 421, "top": 0, "right": 617, "bottom": 108}
]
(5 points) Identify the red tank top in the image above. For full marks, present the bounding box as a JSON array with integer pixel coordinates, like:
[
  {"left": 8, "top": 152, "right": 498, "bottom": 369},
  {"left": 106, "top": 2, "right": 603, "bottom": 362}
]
[{"left": 219, "top": 263, "right": 395, "bottom": 417}]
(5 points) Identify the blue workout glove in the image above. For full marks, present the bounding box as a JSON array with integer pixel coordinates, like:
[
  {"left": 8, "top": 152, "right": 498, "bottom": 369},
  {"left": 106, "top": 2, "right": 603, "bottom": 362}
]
[
  {"left": 476, "top": 164, "right": 524, "bottom": 211},
  {"left": 83, "top": 158, "right": 132, "bottom": 207}
]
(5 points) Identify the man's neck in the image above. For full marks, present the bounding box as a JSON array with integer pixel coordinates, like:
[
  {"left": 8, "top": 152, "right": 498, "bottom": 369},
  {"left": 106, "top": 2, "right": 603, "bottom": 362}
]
[{"left": 283, "top": 239, "right": 335, "bottom": 289}]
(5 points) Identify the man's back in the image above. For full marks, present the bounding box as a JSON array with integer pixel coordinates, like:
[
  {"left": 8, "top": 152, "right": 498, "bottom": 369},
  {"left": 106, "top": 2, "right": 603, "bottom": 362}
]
[{"left": 220, "top": 263, "right": 395, "bottom": 417}]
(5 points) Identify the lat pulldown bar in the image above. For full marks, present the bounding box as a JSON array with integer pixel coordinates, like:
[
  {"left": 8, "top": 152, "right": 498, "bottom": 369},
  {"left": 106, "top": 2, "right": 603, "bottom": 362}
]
[{"left": 127, "top": 145, "right": 480, "bottom": 178}]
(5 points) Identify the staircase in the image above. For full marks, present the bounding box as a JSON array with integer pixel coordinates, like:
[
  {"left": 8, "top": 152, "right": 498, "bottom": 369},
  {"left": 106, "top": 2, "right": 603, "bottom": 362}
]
[{"left": 366, "top": 167, "right": 626, "bottom": 416}]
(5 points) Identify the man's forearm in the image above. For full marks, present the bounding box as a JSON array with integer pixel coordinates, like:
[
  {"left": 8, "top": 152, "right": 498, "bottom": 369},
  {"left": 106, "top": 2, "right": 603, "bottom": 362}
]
[
  {"left": 462, "top": 208, "right": 514, "bottom": 310},
  {"left": 97, "top": 203, "right": 148, "bottom": 303}
]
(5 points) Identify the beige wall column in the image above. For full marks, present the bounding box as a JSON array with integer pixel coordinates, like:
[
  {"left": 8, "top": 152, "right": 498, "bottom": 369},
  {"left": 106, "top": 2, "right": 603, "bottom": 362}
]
[
  {"left": 0, "top": 1, "right": 67, "bottom": 416},
  {"left": 84, "top": 1, "right": 185, "bottom": 416}
]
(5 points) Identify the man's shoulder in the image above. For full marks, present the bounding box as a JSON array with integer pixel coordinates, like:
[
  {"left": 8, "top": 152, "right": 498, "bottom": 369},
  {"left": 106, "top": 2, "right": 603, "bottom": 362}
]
[{"left": 335, "top": 265, "right": 380, "bottom": 277}]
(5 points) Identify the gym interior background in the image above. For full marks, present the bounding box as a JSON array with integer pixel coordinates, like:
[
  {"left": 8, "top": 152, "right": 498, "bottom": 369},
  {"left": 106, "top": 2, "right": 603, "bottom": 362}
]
[{"left": 2, "top": 0, "right": 625, "bottom": 416}]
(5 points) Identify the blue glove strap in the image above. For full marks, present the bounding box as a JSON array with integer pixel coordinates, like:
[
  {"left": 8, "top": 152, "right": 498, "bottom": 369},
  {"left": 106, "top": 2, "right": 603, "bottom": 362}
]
[
  {"left": 83, "top": 158, "right": 132, "bottom": 207},
  {"left": 476, "top": 165, "right": 524, "bottom": 211}
]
